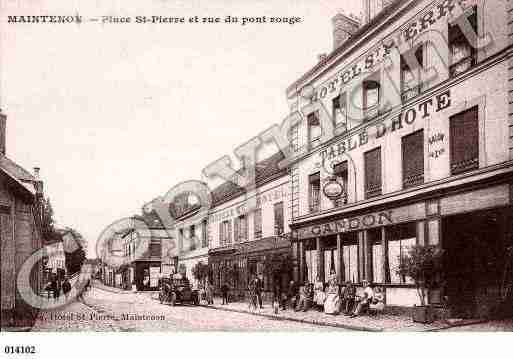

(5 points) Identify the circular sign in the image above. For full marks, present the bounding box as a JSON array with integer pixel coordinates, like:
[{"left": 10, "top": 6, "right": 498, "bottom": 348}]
[{"left": 323, "top": 178, "right": 346, "bottom": 200}]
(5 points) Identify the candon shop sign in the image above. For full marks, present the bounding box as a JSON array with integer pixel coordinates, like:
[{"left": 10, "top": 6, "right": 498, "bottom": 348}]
[{"left": 297, "top": 211, "right": 393, "bottom": 239}]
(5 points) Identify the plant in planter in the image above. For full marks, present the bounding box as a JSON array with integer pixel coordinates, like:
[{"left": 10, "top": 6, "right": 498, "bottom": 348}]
[{"left": 396, "top": 244, "right": 444, "bottom": 324}]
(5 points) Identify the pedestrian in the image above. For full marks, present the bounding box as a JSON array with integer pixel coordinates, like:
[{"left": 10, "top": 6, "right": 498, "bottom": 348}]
[
  {"left": 62, "top": 276, "right": 72, "bottom": 302},
  {"left": 51, "top": 276, "right": 59, "bottom": 301},
  {"left": 221, "top": 282, "right": 229, "bottom": 305},
  {"left": 254, "top": 275, "right": 263, "bottom": 309},
  {"left": 272, "top": 284, "right": 282, "bottom": 314},
  {"left": 286, "top": 280, "right": 298, "bottom": 310},
  {"left": 205, "top": 281, "right": 214, "bottom": 305}
]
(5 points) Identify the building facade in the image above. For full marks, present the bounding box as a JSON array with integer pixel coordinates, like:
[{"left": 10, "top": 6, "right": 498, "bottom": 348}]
[
  {"left": 285, "top": 0, "right": 513, "bottom": 318},
  {"left": 0, "top": 111, "right": 45, "bottom": 328},
  {"left": 208, "top": 153, "right": 293, "bottom": 300}
]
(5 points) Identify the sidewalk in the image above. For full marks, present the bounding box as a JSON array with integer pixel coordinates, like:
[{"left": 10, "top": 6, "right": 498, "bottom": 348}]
[{"left": 198, "top": 300, "right": 488, "bottom": 332}]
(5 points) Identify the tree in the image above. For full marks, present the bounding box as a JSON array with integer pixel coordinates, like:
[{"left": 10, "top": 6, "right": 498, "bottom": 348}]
[
  {"left": 41, "top": 197, "right": 58, "bottom": 241},
  {"left": 396, "top": 244, "right": 444, "bottom": 306},
  {"left": 63, "top": 228, "right": 87, "bottom": 276}
]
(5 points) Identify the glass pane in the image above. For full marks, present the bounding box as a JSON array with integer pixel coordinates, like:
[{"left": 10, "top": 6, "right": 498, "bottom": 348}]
[
  {"left": 373, "top": 244, "right": 384, "bottom": 283},
  {"left": 388, "top": 240, "right": 402, "bottom": 284}
]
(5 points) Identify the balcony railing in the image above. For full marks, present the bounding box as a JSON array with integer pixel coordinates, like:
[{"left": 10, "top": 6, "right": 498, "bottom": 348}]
[
  {"left": 403, "top": 173, "right": 424, "bottom": 189},
  {"left": 365, "top": 184, "right": 382, "bottom": 199},
  {"left": 451, "top": 157, "right": 479, "bottom": 175}
]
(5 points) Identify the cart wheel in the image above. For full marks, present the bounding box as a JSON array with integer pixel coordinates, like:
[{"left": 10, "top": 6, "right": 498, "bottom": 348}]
[{"left": 170, "top": 293, "right": 176, "bottom": 306}]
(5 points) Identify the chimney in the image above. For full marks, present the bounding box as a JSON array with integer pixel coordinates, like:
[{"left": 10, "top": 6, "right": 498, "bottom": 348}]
[
  {"left": 332, "top": 12, "right": 360, "bottom": 50},
  {"left": 0, "top": 109, "right": 6, "bottom": 155},
  {"left": 318, "top": 53, "right": 328, "bottom": 62},
  {"left": 33, "top": 167, "right": 44, "bottom": 197},
  {"left": 33, "top": 167, "right": 40, "bottom": 179}
]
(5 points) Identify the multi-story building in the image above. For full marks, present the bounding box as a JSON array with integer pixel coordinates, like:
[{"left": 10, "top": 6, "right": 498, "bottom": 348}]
[
  {"left": 0, "top": 110, "right": 45, "bottom": 328},
  {"left": 285, "top": 0, "right": 513, "bottom": 318},
  {"left": 208, "top": 152, "right": 292, "bottom": 300}
]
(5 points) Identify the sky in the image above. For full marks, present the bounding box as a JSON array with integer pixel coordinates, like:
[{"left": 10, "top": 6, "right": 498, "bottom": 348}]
[{"left": 1, "top": 0, "right": 363, "bottom": 258}]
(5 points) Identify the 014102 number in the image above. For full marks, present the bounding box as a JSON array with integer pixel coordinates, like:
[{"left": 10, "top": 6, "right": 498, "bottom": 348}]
[{"left": 4, "top": 346, "right": 36, "bottom": 354}]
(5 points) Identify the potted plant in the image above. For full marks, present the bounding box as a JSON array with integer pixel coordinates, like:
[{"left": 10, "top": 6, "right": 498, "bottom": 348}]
[{"left": 397, "top": 244, "right": 444, "bottom": 324}]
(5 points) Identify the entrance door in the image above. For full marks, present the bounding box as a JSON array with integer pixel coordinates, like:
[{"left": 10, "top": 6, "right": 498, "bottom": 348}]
[{"left": 442, "top": 208, "right": 512, "bottom": 318}]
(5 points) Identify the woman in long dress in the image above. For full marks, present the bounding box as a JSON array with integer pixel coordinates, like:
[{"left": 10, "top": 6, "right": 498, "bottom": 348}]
[
  {"left": 324, "top": 275, "right": 341, "bottom": 315},
  {"left": 313, "top": 275, "right": 326, "bottom": 311}
]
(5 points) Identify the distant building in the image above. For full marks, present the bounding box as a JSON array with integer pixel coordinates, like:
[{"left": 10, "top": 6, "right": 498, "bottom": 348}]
[{"left": 0, "top": 110, "right": 45, "bottom": 328}]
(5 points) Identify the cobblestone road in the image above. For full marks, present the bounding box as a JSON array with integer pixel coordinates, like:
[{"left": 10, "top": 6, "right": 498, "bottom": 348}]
[{"left": 32, "top": 286, "right": 347, "bottom": 332}]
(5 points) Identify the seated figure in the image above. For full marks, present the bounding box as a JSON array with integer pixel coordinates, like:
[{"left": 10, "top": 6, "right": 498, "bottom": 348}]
[
  {"left": 369, "top": 287, "right": 385, "bottom": 314},
  {"left": 351, "top": 280, "right": 374, "bottom": 317},
  {"left": 342, "top": 281, "right": 356, "bottom": 315},
  {"left": 324, "top": 274, "right": 341, "bottom": 315}
]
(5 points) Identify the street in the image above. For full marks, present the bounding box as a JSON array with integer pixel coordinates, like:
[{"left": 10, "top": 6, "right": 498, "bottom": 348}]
[{"left": 31, "top": 284, "right": 347, "bottom": 332}]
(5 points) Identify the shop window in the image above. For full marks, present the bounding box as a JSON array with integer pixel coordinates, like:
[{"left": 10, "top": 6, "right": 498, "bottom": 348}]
[
  {"left": 450, "top": 106, "right": 479, "bottom": 175},
  {"left": 274, "top": 202, "right": 284, "bottom": 236},
  {"left": 333, "top": 93, "right": 347, "bottom": 130},
  {"left": 449, "top": 7, "right": 477, "bottom": 77},
  {"left": 234, "top": 215, "right": 247, "bottom": 243},
  {"left": 190, "top": 224, "right": 196, "bottom": 251},
  {"left": 402, "top": 130, "right": 425, "bottom": 189},
  {"left": 309, "top": 172, "right": 321, "bottom": 213},
  {"left": 387, "top": 223, "right": 416, "bottom": 284},
  {"left": 324, "top": 242, "right": 339, "bottom": 283},
  {"left": 364, "top": 147, "right": 382, "bottom": 199},
  {"left": 343, "top": 235, "right": 359, "bottom": 283},
  {"left": 401, "top": 45, "right": 424, "bottom": 102},
  {"left": 289, "top": 123, "right": 300, "bottom": 152},
  {"left": 369, "top": 229, "right": 385, "bottom": 284},
  {"left": 333, "top": 161, "right": 348, "bottom": 207},
  {"left": 363, "top": 75, "right": 381, "bottom": 120},
  {"left": 254, "top": 208, "right": 262, "bottom": 239},
  {"left": 201, "top": 219, "right": 208, "bottom": 248},
  {"left": 308, "top": 112, "right": 322, "bottom": 149}
]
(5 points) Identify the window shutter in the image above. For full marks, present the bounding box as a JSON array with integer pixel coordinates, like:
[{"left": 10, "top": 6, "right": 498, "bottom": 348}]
[
  {"left": 227, "top": 220, "right": 232, "bottom": 244},
  {"left": 365, "top": 148, "right": 382, "bottom": 198},
  {"left": 402, "top": 130, "right": 424, "bottom": 188},
  {"left": 234, "top": 217, "right": 240, "bottom": 243},
  {"left": 219, "top": 222, "right": 223, "bottom": 247},
  {"left": 450, "top": 106, "right": 479, "bottom": 175}
]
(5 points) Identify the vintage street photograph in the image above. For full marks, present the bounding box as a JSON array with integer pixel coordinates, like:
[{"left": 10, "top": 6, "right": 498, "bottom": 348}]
[{"left": 1, "top": 0, "right": 513, "bottom": 345}]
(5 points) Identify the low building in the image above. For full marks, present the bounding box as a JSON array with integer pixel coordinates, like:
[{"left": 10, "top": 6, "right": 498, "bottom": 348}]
[
  {"left": 208, "top": 152, "right": 293, "bottom": 300},
  {"left": 0, "top": 110, "right": 45, "bottom": 328}
]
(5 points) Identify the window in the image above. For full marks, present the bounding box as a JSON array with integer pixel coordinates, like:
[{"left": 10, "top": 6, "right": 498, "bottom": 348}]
[
  {"left": 369, "top": 229, "right": 384, "bottom": 284},
  {"left": 189, "top": 224, "right": 196, "bottom": 251},
  {"left": 274, "top": 202, "right": 284, "bottom": 236},
  {"left": 309, "top": 172, "right": 321, "bottom": 213},
  {"left": 308, "top": 112, "right": 322, "bottom": 149},
  {"left": 364, "top": 147, "right": 382, "bottom": 199},
  {"left": 254, "top": 208, "right": 262, "bottom": 239},
  {"left": 363, "top": 77, "right": 380, "bottom": 119},
  {"left": 234, "top": 215, "right": 247, "bottom": 242},
  {"left": 342, "top": 233, "right": 359, "bottom": 283},
  {"left": 201, "top": 220, "right": 208, "bottom": 248},
  {"left": 401, "top": 45, "right": 424, "bottom": 102},
  {"left": 179, "top": 228, "right": 184, "bottom": 252},
  {"left": 450, "top": 106, "right": 479, "bottom": 175},
  {"left": 290, "top": 123, "right": 300, "bottom": 152},
  {"left": 402, "top": 130, "right": 424, "bottom": 188},
  {"left": 333, "top": 93, "right": 347, "bottom": 129},
  {"left": 149, "top": 242, "right": 161, "bottom": 258},
  {"left": 387, "top": 223, "right": 416, "bottom": 284},
  {"left": 333, "top": 161, "right": 348, "bottom": 207},
  {"left": 449, "top": 7, "right": 477, "bottom": 77},
  {"left": 219, "top": 220, "right": 232, "bottom": 246}
]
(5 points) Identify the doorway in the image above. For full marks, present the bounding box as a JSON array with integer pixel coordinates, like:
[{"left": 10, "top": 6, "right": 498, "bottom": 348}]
[{"left": 442, "top": 207, "right": 513, "bottom": 318}]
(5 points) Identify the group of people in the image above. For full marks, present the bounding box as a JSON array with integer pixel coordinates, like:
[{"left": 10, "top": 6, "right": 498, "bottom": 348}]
[
  {"left": 45, "top": 275, "right": 91, "bottom": 302},
  {"left": 270, "top": 275, "right": 385, "bottom": 317}
]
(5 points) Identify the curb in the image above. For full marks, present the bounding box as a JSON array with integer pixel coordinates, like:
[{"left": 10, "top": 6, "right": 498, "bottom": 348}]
[
  {"left": 198, "top": 304, "right": 383, "bottom": 332},
  {"left": 424, "top": 319, "right": 490, "bottom": 332}
]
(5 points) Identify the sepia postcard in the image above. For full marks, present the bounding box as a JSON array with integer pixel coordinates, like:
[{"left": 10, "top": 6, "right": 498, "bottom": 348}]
[{"left": 1, "top": 0, "right": 513, "bottom": 356}]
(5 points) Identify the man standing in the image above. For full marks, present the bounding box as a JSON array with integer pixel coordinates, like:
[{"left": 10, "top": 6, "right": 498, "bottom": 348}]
[
  {"left": 221, "top": 282, "right": 229, "bottom": 305},
  {"left": 254, "top": 275, "right": 263, "bottom": 309}
]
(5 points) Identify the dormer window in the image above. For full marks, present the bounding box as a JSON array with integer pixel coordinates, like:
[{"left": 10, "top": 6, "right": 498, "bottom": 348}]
[
  {"left": 401, "top": 45, "right": 424, "bottom": 102},
  {"left": 363, "top": 77, "right": 380, "bottom": 120},
  {"left": 308, "top": 112, "right": 322, "bottom": 149},
  {"left": 449, "top": 7, "right": 477, "bottom": 77}
]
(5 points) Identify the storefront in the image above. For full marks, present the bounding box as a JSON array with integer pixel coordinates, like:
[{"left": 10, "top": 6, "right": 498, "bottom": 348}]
[
  {"left": 292, "top": 175, "right": 513, "bottom": 317},
  {"left": 209, "top": 236, "right": 292, "bottom": 301}
]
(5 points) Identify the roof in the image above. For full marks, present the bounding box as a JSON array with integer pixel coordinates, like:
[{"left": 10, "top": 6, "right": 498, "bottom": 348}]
[
  {"left": 286, "top": 0, "right": 408, "bottom": 96},
  {"left": 0, "top": 155, "right": 36, "bottom": 182},
  {"left": 0, "top": 155, "right": 36, "bottom": 196},
  {"left": 211, "top": 151, "right": 287, "bottom": 207}
]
